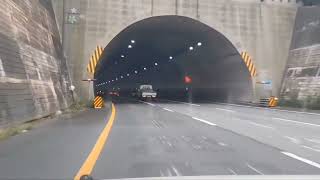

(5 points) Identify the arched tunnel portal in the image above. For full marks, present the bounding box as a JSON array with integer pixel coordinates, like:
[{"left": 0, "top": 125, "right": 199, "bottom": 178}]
[{"left": 94, "top": 16, "right": 253, "bottom": 103}]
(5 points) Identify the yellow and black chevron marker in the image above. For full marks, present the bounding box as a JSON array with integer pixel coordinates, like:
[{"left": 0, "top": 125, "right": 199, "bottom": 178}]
[
  {"left": 240, "top": 51, "right": 257, "bottom": 77},
  {"left": 93, "top": 96, "right": 104, "bottom": 109},
  {"left": 268, "top": 96, "right": 278, "bottom": 107},
  {"left": 87, "top": 45, "right": 104, "bottom": 74}
]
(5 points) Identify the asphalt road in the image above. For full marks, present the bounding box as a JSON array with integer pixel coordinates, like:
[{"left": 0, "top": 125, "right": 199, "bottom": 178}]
[
  {"left": 0, "top": 107, "right": 111, "bottom": 179},
  {"left": 0, "top": 97, "right": 320, "bottom": 179}
]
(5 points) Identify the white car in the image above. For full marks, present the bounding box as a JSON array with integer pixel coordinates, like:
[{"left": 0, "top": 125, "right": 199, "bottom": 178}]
[{"left": 137, "top": 85, "right": 157, "bottom": 99}]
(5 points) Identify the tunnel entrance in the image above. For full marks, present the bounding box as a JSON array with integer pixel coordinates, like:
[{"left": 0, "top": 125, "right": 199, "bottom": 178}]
[{"left": 94, "top": 16, "right": 253, "bottom": 103}]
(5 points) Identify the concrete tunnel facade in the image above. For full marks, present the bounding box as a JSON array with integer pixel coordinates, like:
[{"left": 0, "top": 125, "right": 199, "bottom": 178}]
[{"left": 94, "top": 16, "right": 253, "bottom": 103}]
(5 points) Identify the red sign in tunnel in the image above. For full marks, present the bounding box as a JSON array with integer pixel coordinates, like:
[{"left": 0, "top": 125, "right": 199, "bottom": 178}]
[{"left": 184, "top": 75, "right": 192, "bottom": 84}]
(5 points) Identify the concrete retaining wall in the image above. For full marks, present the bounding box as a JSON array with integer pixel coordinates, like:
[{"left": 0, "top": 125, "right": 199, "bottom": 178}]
[
  {"left": 280, "top": 6, "right": 320, "bottom": 109},
  {"left": 0, "top": 0, "right": 71, "bottom": 126}
]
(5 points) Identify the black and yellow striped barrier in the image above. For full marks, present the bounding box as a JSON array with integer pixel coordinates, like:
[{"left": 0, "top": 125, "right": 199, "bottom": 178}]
[
  {"left": 240, "top": 51, "right": 257, "bottom": 77},
  {"left": 268, "top": 96, "right": 278, "bottom": 107},
  {"left": 93, "top": 96, "right": 104, "bottom": 109},
  {"left": 87, "top": 45, "right": 104, "bottom": 74}
]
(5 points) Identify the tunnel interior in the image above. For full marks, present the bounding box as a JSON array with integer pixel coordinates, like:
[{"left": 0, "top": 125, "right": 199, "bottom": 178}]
[{"left": 94, "top": 16, "right": 253, "bottom": 103}]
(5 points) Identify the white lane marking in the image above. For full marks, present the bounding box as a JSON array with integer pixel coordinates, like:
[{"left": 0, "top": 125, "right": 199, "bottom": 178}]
[
  {"left": 218, "top": 102, "right": 320, "bottom": 116},
  {"left": 171, "top": 165, "right": 181, "bottom": 176},
  {"left": 0, "top": 57, "right": 6, "bottom": 77},
  {"left": 249, "top": 122, "right": 275, "bottom": 129},
  {"left": 218, "top": 142, "right": 227, "bottom": 146},
  {"left": 139, "top": 100, "right": 156, "bottom": 106},
  {"left": 227, "top": 168, "right": 237, "bottom": 175},
  {"left": 282, "top": 152, "right": 320, "bottom": 168},
  {"left": 270, "top": 108, "right": 320, "bottom": 116},
  {"left": 302, "top": 145, "right": 320, "bottom": 152},
  {"left": 162, "top": 99, "right": 201, "bottom": 106},
  {"left": 305, "top": 138, "right": 320, "bottom": 144},
  {"left": 152, "top": 119, "right": 161, "bottom": 128},
  {"left": 201, "top": 136, "right": 207, "bottom": 139},
  {"left": 192, "top": 117, "right": 216, "bottom": 126},
  {"left": 145, "top": 102, "right": 155, "bottom": 106},
  {"left": 284, "top": 136, "right": 300, "bottom": 144},
  {"left": 215, "top": 108, "right": 235, "bottom": 113},
  {"left": 272, "top": 117, "right": 320, "bottom": 127},
  {"left": 163, "top": 108, "right": 174, "bottom": 112},
  {"left": 246, "top": 163, "right": 264, "bottom": 175}
]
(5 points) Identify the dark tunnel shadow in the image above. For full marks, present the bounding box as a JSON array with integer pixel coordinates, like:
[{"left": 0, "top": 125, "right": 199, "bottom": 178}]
[{"left": 94, "top": 16, "right": 253, "bottom": 104}]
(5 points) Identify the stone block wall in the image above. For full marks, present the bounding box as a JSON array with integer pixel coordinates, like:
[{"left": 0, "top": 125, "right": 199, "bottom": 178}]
[{"left": 0, "top": 0, "right": 71, "bottom": 126}]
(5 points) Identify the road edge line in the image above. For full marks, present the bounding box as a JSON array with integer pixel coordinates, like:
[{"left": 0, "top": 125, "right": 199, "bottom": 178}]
[
  {"left": 192, "top": 117, "right": 217, "bottom": 126},
  {"left": 281, "top": 151, "right": 320, "bottom": 169},
  {"left": 272, "top": 117, "right": 320, "bottom": 127},
  {"left": 74, "top": 103, "right": 116, "bottom": 180},
  {"left": 163, "top": 108, "right": 174, "bottom": 112}
]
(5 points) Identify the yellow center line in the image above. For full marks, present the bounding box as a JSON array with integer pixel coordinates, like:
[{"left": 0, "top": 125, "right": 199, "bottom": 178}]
[{"left": 74, "top": 103, "right": 116, "bottom": 180}]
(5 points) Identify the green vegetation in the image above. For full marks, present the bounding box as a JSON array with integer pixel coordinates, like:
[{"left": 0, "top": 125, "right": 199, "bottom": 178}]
[
  {"left": 306, "top": 96, "right": 320, "bottom": 110},
  {"left": 278, "top": 98, "right": 303, "bottom": 108},
  {"left": 303, "top": 0, "right": 320, "bottom": 6},
  {"left": 279, "top": 96, "right": 320, "bottom": 110},
  {"left": 67, "top": 100, "right": 91, "bottom": 112},
  {"left": 0, "top": 123, "right": 33, "bottom": 141}
]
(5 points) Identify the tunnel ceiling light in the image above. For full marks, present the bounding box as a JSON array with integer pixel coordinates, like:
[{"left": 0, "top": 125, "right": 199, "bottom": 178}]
[
  {"left": 169, "top": 56, "right": 173, "bottom": 60},
  {"left": 155, "top": 62, "right": 158, "bottom": 66},
  {"left": 131, "top": 40, "right": 135, "bottom": 43},
  {"left": 189, "top": 46, "right": 194, "bottom": 51},
  {"left": 121, "top": 76, "right": 123, "bottom": 78},
  {"left": 128, "top": 45, "right": 132, "bottom": 48},
  {"left": 121, "top": 55, "right": 125, "bottom": 58},
  {"left": 127, "top": 73, "right": 130, "bottom": 76},
  {"left": 108, "top": 81, "right": 110, "bottom": 83},
  {"left": 112, "top": 79, "right": 114, "bottom": 82},
  {"left": 197, "top": 42, "right": 202, "bottom": 46},
  {"left": 143, "top": 67, "right": 147, "bottom": 70},
  {"left": 134, "top": 70, "right": 138, "bottom": 74},
  {"left": 116, "top": 78, "right": 118, "bottom": 81}
]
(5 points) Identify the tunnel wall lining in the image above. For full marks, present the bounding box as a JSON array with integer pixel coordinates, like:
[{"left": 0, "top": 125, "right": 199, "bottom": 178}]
[
  {"left": 0, "top": 0, "right": 72, "bottom": 126},
  {"left": 93, "top": 15, "right": 254, "bottom": 103}
]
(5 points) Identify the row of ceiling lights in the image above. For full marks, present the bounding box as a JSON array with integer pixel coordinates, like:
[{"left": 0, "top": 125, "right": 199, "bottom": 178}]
[{"left": 96, "top": 40, "right": 202, "bottom": 87}]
